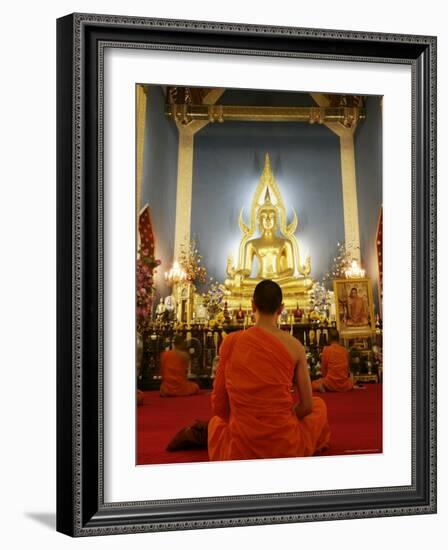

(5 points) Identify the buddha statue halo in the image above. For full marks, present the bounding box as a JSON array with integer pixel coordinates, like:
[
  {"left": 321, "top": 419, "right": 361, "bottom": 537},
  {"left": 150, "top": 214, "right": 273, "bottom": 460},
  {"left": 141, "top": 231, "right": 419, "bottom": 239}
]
[{"left": 224, "top": 153, "right": 314, "bottom": 309}]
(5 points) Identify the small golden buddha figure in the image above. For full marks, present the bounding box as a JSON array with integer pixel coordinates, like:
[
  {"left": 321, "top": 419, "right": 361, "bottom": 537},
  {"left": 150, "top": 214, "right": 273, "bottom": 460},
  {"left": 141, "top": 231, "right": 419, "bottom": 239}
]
[{"left": 224, "top": 154, "right": 314, "bottom": 308}]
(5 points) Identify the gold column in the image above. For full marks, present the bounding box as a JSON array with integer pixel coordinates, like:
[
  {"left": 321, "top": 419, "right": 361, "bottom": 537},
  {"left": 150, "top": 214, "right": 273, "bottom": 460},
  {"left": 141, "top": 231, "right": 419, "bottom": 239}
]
[
  {"left": 136, "top": 85, "right": 148, "bottom": 218},
  {"left": 310, "top": 93, "right": 361, "bottom": 260},
  {"left": 339, "top": 129, "right": 361, "bottom": 261},
  {"left": 174, "top": 127, "right": 195, "bottom": 259},
  {"left": 173, "top": 88, "right": 225, "bottom": 260}
]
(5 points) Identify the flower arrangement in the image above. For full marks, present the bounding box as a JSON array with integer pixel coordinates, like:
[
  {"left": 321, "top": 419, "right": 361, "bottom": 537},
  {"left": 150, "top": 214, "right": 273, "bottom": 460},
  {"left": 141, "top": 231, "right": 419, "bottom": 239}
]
[
  {"left": 323, "top": 242, "right": 361, "bottom": 283},
  {"left": 136, "top": 244, "right": 161, "bottom": 334},
  {"left": 309, "top": 281, "right": 331, "bottom": 318},
  {"left": 201, "top": 278, "right": 225, "bottom": 320},
  {"left": 214, "top": 311, "right": 226, "bottom": 327},
  {"left": 178, "top": 239, "right": 207, "bottom": 284},
  {"left": 208, "top": 319, "right": 217, "bottom": 329}
]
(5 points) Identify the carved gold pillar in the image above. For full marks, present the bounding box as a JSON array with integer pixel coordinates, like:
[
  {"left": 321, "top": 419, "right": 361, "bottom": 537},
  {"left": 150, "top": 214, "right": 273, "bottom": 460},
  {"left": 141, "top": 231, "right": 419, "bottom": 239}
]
[
  {"left": 173, "top": 88, "right": 225, "bottom": 260},
  {"left": 338, "top": 129, "right": 361, "bottom": 261},
  {"left": 136, "top": 85, "right": 148, "bottom": 218},
  {"left": 310, "top": 93, "right": 361, "bottom": 260},
  {"left": 174, "top": 127, "right": 195, "bottom": 259}
]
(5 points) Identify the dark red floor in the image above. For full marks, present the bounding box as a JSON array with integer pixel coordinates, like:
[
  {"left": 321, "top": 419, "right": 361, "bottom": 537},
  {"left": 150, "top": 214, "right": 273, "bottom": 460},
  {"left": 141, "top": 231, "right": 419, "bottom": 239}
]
[{"left": 137, "top": 384, "right": 382, "bottom": 465}]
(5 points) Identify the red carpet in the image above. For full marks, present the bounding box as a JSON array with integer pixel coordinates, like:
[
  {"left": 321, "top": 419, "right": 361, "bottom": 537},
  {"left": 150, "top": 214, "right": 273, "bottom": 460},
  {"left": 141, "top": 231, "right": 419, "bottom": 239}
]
[{"left": 137, "top": 384, "right": 382, "bottom": 465}]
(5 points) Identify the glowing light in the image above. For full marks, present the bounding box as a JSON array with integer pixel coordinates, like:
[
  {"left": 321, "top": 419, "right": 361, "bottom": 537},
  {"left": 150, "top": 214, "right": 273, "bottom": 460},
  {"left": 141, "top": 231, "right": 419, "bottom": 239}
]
[
  {"left": 345, "top": 259, "right": 366, "bottom": 279},
  {"left": 164, "top": 261, "right": 187, "bottom": 285}
]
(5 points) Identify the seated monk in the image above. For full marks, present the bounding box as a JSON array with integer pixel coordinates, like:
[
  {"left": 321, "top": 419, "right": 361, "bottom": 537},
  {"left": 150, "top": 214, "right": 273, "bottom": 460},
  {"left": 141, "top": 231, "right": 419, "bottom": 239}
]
[
  {"left": 312, "top": 329, "right": 353, "bottom": 392},
  {"left": 160, "top": 335, "right": 200, "bottom": 397},
  {"left": 346, "top": 287, "right": 369, "bottom": 326},
  {"left": 208, "top": 280, "right": 330, "bottom": 461}
]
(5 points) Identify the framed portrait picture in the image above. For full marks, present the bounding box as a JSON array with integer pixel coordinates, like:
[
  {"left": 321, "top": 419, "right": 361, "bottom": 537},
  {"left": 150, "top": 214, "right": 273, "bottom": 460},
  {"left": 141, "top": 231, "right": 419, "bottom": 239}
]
[
  {"left": 333, "top": 278, "right": 376, "bottom": 337},
  {"left": 56, "top": 13, "right": 437, "bottom": 536}
]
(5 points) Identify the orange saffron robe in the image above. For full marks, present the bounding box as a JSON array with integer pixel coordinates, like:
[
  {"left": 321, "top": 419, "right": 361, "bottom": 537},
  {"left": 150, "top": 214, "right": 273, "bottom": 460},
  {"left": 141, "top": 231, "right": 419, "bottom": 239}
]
[
  {"left": 208, "top": 327, "right": 330, "bottom": 461},
  {"left": 312, "top": 343, "right": 353, "bottom": 392},
  {"left": 160, "top": 350, "right": 199, "bottom": 397}
]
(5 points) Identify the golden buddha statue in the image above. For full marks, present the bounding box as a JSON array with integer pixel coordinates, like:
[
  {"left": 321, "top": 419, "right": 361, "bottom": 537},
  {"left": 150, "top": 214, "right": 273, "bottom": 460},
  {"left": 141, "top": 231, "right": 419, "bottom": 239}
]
[{"left": 224, "top": 154, "right": 314, "bottom": 309}]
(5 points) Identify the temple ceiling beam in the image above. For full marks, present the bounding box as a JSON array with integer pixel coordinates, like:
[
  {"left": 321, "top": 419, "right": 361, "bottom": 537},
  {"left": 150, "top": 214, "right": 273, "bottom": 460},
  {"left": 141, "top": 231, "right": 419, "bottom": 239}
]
[{"left": 165, "top": 103, "right": 365, "bottom": 127}]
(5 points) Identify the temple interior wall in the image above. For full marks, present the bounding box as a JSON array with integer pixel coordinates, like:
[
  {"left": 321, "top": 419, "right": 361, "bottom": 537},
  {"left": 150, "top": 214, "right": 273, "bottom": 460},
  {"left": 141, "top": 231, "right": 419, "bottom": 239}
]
[
  {"left": 141, "top": 85, "right": 179, "bottom": 297},
  {"left": 355, "top": 96, "right": 383, "bottom": 312},
  {"left": 141, "top": 87, "right": 382, "bottom": 309},
  {"left": 191, "top": 117, "right": 344, "bottom": 285}
]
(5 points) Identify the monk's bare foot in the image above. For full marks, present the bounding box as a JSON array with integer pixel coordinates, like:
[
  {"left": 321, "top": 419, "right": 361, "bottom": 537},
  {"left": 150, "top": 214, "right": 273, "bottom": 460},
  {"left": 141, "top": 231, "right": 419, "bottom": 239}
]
[
  {"left": 353, "top": 384, "right": 366, "bottom": 390},
  {"left": 316, "top": 384, "right": 326, "bottom": 393}
]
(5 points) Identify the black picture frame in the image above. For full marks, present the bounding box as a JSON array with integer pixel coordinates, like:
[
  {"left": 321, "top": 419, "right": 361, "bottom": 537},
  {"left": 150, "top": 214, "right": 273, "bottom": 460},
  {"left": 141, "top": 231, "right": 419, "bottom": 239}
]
[{"left": 56, "top": 13, "right": 437, "bottom": 536}]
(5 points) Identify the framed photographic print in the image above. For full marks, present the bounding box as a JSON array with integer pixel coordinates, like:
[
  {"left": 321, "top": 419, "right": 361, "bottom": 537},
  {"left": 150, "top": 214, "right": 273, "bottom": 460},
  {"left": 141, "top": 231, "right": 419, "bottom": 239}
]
[
  {"left": 56, "top": 13, "right": 437, "bottom": 536},
  {"left": 333, "top": 278, "right": 376, "bottom": 337}
]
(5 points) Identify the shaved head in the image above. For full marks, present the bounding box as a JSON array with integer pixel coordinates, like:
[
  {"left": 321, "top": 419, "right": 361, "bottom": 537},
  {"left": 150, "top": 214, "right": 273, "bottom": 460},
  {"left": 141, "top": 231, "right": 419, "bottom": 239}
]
[{"left": 253, "top": 280, "right": 283, "bottom": 314}]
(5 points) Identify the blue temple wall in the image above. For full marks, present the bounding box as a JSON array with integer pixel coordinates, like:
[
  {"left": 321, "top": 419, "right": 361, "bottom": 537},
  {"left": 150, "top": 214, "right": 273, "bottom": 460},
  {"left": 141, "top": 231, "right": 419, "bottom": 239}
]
[
  {"left": 140, "top": 87, "right": 382, "bottom": 309},
  {"left": 141, "top": 86, "right": 179, "bottom": 297},
  {"left": 355, "top": 96, "right": 383, "bottom": 313},
  {"left": 191, "top": 116, "right": 344, "bottom": 285}
]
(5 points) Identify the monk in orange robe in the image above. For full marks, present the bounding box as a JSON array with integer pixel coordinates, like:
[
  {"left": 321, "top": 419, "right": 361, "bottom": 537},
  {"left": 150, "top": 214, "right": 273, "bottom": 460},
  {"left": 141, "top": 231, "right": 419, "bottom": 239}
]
[
  {"left": 160, "top": 335, "right": 200, "bottom": 397},
  {"left": 312, "top": 329, "right": 354, "bottom": 392},
  {"left": 208, "top": 280, "right": 330, "bottom": 461},
  {"left": 346, "top": 287, "right": 368, "bottom": 326}
]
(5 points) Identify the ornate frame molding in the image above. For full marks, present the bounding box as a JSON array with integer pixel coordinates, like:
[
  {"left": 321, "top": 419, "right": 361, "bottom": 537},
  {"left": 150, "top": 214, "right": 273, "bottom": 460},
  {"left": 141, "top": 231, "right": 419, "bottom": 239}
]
[{"left": 56, "top": 13, "right": 437, "bottom": 536}]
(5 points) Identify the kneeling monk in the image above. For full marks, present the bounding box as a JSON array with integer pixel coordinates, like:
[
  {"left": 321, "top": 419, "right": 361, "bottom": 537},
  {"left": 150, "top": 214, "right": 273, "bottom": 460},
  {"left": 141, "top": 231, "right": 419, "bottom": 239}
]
[
  {"left": 312, "top": 329, "right": 353, "bottom": 392},
  {"left": 208, "top": 280, "right": 330, "bottom": 461},
  {"left": 160, "top": 335, "right": 200, "bottom": 397}
]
